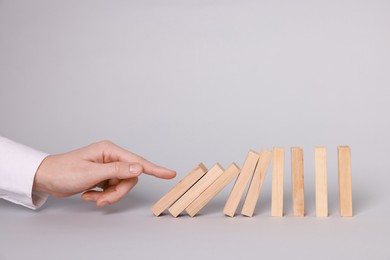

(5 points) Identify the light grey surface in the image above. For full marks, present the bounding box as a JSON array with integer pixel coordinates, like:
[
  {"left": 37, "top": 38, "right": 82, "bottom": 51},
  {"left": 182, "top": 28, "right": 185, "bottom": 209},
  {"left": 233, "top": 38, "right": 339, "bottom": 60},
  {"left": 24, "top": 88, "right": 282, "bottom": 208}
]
[{"left": 0, "top": 0, "right": 389, "bottom": 259}]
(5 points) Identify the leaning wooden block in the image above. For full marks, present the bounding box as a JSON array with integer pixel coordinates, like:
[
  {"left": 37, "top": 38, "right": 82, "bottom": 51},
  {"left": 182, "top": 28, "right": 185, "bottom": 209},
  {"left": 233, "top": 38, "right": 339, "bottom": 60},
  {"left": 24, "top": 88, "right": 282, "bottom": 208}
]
[
  {"left": 241, "top": 149, "right": 272, "bottom": 217},
  {"left": 338, "top": 146, "right": 353, "bottom": 217},
  {"left": 291, "top": 147, "right": 305, "bottom": 217},
  {"left": 271, "top": 147, "right": 284, "bottom": 217},
  {"left": 224, "top": 150, "right": 260, "bottom": 217},
  {"left": 186, "top": 163, "right": 241, "bottom": 217},
  {"left": 315, "top": 147, "right": 328, "bottom": 217},
  {"left": 168, "top": 164, "right": 224, "bottom": 217},
  {"left": 151, "top": 163, "right": 208, "bottom": 216}
]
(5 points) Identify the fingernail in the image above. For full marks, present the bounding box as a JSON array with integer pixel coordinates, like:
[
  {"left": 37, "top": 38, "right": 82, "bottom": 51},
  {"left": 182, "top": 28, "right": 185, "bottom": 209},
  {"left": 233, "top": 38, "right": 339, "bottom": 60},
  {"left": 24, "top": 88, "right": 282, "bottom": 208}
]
[
  {"left": 83, "top": 195, "right": 91, "bottom": 201},
  {"left": 129, "top": 164, "right": 142, "bottom": 175},
  {"left": 99, "top": 201, "right": 109, "bottom": 207}
]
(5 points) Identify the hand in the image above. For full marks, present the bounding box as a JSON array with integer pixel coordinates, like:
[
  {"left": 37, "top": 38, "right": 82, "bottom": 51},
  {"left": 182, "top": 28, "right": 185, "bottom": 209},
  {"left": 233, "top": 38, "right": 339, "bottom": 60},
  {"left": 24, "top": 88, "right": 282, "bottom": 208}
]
[{"left": 33, "top": 140, "right": 176, "bottom": 207}]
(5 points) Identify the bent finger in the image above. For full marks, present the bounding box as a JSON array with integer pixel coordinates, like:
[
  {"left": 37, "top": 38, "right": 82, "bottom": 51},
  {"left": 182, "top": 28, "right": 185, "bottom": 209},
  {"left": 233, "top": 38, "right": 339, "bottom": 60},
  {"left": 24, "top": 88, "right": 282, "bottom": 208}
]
[
  {"left": 95, "top": 177, "right": 139, "bottom": 206},
  {"left": 82, "top": 178, "right": 120, "bottom": 202},
  {"left": 81, "top": 190, "right": 102, "bottom": 202}
]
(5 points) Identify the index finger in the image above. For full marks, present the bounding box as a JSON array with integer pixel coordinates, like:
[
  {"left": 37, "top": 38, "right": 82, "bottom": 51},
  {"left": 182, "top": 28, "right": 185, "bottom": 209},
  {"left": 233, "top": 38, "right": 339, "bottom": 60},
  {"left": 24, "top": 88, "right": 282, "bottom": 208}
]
[
  {"left": 136, "top": 157, "right": 176, "bottom": 179},
  {"left": 101, "top": 141, "right": 176, "bottom": 179}
]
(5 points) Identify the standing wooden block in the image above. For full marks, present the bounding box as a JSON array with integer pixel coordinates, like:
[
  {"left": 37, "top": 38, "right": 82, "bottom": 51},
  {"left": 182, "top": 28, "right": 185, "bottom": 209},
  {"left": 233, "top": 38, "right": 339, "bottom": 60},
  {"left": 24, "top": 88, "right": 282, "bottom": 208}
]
[
  {"left": 241, "top": 149, "right": 272, "bottom": 217},
  {"left": 185, "top": 163, "right": 241, "bottom": 217},
  {"left": 338, "top": 146, "right": 353, "bottom": 217},
  {"left": 224, "top": 150, "right": 260, "bottom": 217},
  {"left": 168, "top": 164, "right": 224, "bottom": 217},
  {"left": 315, "top": 147, "right": 328, "bottom": 217},
  {"left": 151, "top": 163, "right": 208, "bottom": 216},
  {"left": 291, "top": 147, "right": 305, "bottom": 217},
  {"left": 271, "top": 147, "right": 284, "bottom": 217}
]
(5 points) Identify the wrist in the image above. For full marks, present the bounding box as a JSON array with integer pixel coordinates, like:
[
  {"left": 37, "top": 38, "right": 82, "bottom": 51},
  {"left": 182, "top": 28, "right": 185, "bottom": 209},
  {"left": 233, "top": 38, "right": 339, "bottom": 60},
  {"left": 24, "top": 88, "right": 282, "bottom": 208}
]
[{"left": 33, "top": 155, "right": 52, "bottom": 194}]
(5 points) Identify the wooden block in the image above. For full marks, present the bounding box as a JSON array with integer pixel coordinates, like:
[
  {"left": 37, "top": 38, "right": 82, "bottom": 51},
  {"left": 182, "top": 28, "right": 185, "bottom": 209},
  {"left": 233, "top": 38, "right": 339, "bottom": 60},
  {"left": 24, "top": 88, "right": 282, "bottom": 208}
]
[
  {"left": 315, "top": 147, "right": 328, "bottom": 217},
  {"left": 224, "top": 150, "right": 260, "bottom": 217},
  {"left": 151, "top": 163, "right": 208, "bottom": 216},
  {"left": 271, "top": 147, "right": 284, "bottom": 217},
  {"left": 168, "top": 164, "right": 224, "bottom": 217},
  {"left": 185, "top": 163, "right": 241, "bottom": 217},
  {"left": 338, "top": 146, "right": 353, "bottom": 217},
  {"left": 241, "top": 149, "right": 272, "bottom": 217},
  {"left": 291, "top": 147, "right": 305, "bottom": 217}
]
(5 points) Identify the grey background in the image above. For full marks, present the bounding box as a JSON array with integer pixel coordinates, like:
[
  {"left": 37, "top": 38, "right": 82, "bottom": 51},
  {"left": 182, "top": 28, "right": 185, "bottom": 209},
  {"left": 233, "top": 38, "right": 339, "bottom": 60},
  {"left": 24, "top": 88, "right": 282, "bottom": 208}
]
[{"left": 0, "top": 0, "right": 389, "bottom": 259}]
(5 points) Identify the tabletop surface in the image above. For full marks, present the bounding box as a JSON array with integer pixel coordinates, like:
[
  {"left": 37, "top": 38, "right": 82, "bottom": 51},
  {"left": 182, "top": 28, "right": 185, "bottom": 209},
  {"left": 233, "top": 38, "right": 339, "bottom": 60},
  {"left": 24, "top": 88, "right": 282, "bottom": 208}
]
[{"left": 1, "top": 0, "right": 390, "bottom": 259}]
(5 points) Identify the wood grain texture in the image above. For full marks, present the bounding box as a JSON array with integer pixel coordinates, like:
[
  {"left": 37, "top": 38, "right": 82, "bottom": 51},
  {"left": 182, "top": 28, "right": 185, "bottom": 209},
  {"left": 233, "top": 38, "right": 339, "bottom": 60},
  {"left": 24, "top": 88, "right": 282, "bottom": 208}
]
[
  {"left": 168, "top": 164, "right": 224, "bottom": 217},
  {"left": 224, "top": 150, "right": 260, "bottom": 217},
  {"left": 315, "top": 147, "right": 328, "bottom": 217},
  {"left": 271, "top": 147, "right": 284, "bottom": 217},
  {"left": 338, "top": 146, "right": 353, "bottom": 217},
  {"left": 291, "top": 147, "right": 305, "bottom": 217},
  {"left": 241, "top": 149, "right": 272, "bottom": 217},
  {"left": 185, "top": 163, "right": 241, "bottom": 217},
  {"left": 151, "top": 163, "right": 208, "bottom": 216}
]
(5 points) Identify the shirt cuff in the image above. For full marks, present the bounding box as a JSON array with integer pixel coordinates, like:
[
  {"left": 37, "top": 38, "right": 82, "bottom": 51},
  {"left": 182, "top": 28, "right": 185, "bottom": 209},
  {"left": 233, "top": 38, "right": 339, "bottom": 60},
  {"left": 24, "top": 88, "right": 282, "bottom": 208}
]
[{"left": 0, "top": 137, "right": 49, "bottom": 210}]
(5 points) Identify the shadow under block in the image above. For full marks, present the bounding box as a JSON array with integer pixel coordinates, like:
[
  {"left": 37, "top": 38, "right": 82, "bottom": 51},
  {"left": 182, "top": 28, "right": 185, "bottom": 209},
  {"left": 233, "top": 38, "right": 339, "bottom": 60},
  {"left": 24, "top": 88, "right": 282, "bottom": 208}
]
[
  {"left": 271, "top": 147, "right": 284, "bottom": 217},
  {"left": 338, "top": 146, "right": 353, "bottom": 217},
  {"left": 241, "top": 149, "right": 272, "bottom": 217},
  {"left": 151, "top": 163, "right": 208, "bottom": 216},
  {"left": 224, "top": 150, "right": 260, "bottom": 217},
  {"left": 291, "top": 147, "right": 305, "bottom": 217},
  {"left": 168, "top": 164, "right": 224, "bottom": 217},
  {"left": 185, "top": 163, "right": 241, "bottom": 217},
  {"left": 315, "top": 147, "right": 328, "bottom": 217}
]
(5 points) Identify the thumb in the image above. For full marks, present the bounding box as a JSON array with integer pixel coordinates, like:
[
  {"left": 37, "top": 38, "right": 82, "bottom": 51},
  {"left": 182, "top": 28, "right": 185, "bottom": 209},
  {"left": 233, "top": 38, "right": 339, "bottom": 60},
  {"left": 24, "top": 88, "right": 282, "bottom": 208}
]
[{"left": 92, "top": 162, "right": 143, "bottom": 181}]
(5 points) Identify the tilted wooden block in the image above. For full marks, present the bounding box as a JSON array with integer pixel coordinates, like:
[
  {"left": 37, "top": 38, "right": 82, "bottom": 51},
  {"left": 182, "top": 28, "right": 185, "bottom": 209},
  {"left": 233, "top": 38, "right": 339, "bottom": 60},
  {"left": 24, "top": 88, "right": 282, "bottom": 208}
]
[
  {"left": 291, "top": 147, "right": 305, "bottom": 217},
  {"left": 168, "top": 164, "right": 224, "bottom": 217},
  {"left": 315, "top": 147, "right": 328, "bottom": 217},
  {"left": 151, "top": 163, "right": 208, "bottom": 216},
  {"left": 338, "top": 146, "right": 353, "bottom": 217},
  {"left": 271, "top": 147, "right": 284, "bottom": 217},
  {"left": 185, "top": 163, "right": 241, "bottom": 217},
  {"left": 241, "top": 149, "right": 272, "bottom": 217},
  {"left": 224, "top": 150, "right": 260, "bottom": 217}
]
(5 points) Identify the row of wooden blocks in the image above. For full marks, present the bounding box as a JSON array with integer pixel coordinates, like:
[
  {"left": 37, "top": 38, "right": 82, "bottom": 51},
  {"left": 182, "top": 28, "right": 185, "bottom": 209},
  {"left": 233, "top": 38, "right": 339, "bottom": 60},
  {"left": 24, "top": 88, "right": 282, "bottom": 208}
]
[{"left": 151, "top": 146, "right": 352, "bottom": 217}]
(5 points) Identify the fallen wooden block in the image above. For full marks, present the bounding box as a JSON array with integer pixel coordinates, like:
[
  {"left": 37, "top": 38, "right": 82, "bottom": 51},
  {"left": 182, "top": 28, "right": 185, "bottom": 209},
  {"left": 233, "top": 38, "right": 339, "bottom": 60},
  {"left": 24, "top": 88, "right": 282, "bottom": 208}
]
[
  {"left": 185, "top": 163, "right": 241, "bottom": 217},
  {"left": 338, "top": 146, "right": 353, "bottom": 217},
  {"left": 168, "top": 164, "right": 224, "bottom": 217},
  {"left": 271, "top": 147, "right": 284, "bottom": 217},
  {"left": 241, "top": 149, "right": 272, "bottom": 217},
  {"left": 223, "top": 150, "right": 260, "bottom": 217},
  {"left": 315, "top": 146, "right": 328, "bottom": 217},
  {"left": 151, "top": 163, "right": 208, "bottom": 216},
  {"left": 291, "top": 147, "right": 305, "bottom": 217}
]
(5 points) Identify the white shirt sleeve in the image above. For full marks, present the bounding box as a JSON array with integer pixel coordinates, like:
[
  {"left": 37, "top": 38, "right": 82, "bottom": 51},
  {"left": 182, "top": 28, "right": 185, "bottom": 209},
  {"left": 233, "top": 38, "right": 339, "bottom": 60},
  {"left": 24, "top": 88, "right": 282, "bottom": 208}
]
[{"left": 0, "top": 136, "right": 49, "bottom": 209}]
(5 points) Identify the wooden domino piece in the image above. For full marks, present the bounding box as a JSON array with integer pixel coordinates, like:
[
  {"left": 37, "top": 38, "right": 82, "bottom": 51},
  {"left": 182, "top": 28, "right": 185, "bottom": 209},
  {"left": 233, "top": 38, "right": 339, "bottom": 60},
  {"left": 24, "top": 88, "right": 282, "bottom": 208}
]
[
  {"left": 185, "top": 163, "right": 241, "bottom": 217},
  {"left": 241, "top": 149, "right": 272, "bottom": 217},
  {"left": 338, "top": 146, "right": 353, "bottom": 217},
  {"left": 151, "top": 163, "right": 208, "bottom": 216},
  {"left": 271, "top": 147, "right": 284, "bottom": 217},
  {"left": 291, "top": 147, "right": 305, "bottom": 217},
  {"left": 315, "top": 147, "right": 328, "bottom": 217},
  {"left": 223, "top": 150, "right": 260, "bottom": 217},
  {"left": 168, "top": 164, "right": 224, "bottom": 217}
]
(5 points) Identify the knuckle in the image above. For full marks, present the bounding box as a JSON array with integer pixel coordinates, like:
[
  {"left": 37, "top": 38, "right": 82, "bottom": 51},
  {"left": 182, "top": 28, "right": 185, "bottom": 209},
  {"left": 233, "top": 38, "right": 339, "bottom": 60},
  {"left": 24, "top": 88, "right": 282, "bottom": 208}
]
[
  {"left": 110, "top": 162, "right": 121, "bottom": 175},
  {"left": 98, "top": 140, "right": 114, "bottom": 148}
]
